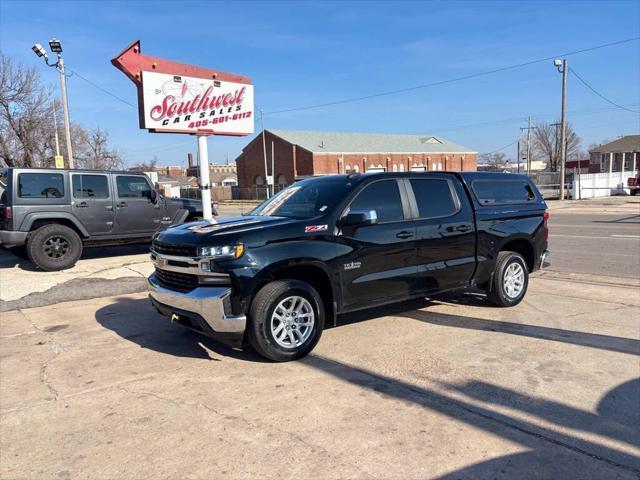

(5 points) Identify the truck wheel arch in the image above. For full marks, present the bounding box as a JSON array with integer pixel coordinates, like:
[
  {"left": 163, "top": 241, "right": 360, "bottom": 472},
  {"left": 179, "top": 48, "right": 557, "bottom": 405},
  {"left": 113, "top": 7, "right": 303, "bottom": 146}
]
[
  {"left": 21, "top": 213, "right": 90, "bottom": 239},
  {"left": 499, "top": 238, "right": 535, "bottom": 272},
  {"left": 254, "top": 262, "right": 337, "bottom": 326}
]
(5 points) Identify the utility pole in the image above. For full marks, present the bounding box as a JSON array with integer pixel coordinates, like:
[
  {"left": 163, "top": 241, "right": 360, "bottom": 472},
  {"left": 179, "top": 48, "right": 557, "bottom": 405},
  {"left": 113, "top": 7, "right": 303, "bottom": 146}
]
[
  {"left": 259, "top": 108, "right": 270, "bottom": 198},
  {"left": 550, "top": 122, "right": 561, "bottom": 171},
  {"left": 520, "top": 116, "right": 535, "bottom": 175},
  {"left": 554, "top": 58, "right": 568, "bottom": 200},
  {"left": 58, "top": 55, "right": 74, "bottom": 168},
  {"left": 32, "top": 39, "right": 74, "bottom": 168},
  {"left": 517, "top": 140, "right": 520, "bottom": 174}
]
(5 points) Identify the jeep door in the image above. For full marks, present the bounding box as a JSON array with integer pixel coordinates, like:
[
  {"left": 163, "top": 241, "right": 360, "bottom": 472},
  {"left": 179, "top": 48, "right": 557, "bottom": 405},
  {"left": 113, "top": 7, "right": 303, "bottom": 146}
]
[
  {"left": 70, "top": 173, "right": 114, "bottom": 234},
  {"left": 405, "top": 175, "right": 476, "bottom": 292},
  {"left": 337, "top": 178, "right": 417, "bottom": 310},
  {"left": 112, "top": 174, "right": 162, "bottom": 234}
]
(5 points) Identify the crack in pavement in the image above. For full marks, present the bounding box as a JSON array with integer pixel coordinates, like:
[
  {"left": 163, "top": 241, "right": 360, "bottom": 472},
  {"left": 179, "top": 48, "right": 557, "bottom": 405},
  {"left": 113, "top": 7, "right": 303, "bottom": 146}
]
[{"left": 117, "top": 385, "right": 368, "bottom": 478}]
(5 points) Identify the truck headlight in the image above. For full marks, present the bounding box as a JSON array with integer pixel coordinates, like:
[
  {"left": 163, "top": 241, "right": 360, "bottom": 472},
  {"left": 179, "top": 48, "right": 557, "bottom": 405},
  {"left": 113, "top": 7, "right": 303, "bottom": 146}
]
[{"left": 199, "top": 244, "right": 244, "bottom": 260}]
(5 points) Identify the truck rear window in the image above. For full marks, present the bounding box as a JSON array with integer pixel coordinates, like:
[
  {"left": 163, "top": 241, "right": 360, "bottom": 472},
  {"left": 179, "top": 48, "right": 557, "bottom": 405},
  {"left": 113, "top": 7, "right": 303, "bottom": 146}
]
[
  {"left": 472, "top": 180, "right": 536, "bottom": 205},
  {"left": 18, "top": 173, "right": 65, "bottom": 198}
]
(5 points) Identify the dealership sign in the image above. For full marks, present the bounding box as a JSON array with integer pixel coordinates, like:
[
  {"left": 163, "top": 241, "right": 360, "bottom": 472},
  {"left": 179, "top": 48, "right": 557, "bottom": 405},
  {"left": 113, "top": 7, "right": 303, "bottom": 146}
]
[
  {"left": 111, "top": 40, "right": 253, "bottom": 135},
  {"left": 141, "top": 71, "right": 253, "bottom": 134}
]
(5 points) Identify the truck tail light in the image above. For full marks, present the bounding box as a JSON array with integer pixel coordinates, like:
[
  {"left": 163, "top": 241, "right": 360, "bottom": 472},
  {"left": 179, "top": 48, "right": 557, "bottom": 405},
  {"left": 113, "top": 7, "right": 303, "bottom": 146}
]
[
  {"left": 3, "top": 206, "right": 11, "bottom": 220},
  {"left": 543, "top": 210, "right": 549, "bottom": 241}
]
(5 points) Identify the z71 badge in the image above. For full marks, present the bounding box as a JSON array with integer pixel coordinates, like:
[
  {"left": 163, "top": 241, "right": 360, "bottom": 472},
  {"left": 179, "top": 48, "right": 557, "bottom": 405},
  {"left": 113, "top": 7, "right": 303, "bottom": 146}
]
[
  {"left": 305, "top": 225, "right": 328, "bottom": 233},
  {"left": 343, "top": 261, "right": 361, "bottom": 271}
]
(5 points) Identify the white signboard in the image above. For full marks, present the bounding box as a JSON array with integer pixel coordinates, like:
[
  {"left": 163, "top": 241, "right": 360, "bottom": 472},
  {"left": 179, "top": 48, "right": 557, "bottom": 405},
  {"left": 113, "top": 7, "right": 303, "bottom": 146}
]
[{"left": 141, "top": 71, "right": 254, "bottom": 135}]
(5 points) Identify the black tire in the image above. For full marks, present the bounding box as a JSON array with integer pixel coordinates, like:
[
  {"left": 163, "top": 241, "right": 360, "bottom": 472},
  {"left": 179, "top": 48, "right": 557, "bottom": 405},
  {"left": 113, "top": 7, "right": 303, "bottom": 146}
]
[
  {"left": 8, "top": 245, "right": 29, "bottom": 260},
  {"left": 248, "top": 280, "right": 324, "bottom": 362},
  {"left": 486, "top": 251, "right": 529, "bottom": 307},
  {"left": 26, "top": 224, "right": 83, "bottom": 271}
]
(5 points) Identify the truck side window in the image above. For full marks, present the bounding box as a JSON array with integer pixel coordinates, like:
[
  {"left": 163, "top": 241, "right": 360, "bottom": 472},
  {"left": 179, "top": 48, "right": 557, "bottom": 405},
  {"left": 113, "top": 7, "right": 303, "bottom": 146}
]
[
  {"left": 472, "top": 180, "right": 536, "bottom": 205},
  {"left": 18, "top": 173, "right": 64, "bottom": 198},
  {"left": 410, "top": 179, "right": 458, "bottom": 218},
  {"left": 116, "top": 176, "right": 152, "bottom": 199},
  {"left": 72, "top": 175, "right": 109, "bottom": 199},
  {"left": 349, "top": 180, "right": 404, "bottom": 222}
]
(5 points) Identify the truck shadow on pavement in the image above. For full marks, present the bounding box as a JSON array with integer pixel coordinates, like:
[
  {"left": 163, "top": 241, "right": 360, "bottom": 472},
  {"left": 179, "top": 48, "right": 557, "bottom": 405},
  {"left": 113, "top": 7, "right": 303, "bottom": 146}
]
[
  {"left": 301, "top": 354, "right": 640, "bottom": 478},
  {"left": 94, "top": 297, "right": 269, "bottom": 363}
]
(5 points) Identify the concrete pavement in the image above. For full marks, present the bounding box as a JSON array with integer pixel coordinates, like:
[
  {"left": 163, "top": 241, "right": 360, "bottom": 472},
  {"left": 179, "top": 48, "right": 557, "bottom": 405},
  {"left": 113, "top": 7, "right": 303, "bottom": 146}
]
[{"left": 1, "top": 271, "right": 639, "bottom": 479}]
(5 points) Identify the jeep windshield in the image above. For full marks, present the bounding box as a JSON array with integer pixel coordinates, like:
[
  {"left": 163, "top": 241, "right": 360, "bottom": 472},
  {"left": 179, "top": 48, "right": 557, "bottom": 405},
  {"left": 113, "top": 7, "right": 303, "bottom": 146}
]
[{"left": 249, "top": 178, "right": 354, "bottom": 219}]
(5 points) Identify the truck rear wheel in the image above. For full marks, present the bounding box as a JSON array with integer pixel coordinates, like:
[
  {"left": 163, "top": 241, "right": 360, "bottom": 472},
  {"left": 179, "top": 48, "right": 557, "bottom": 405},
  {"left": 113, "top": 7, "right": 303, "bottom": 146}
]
[
  {"left": 248, "top": 280, "right": 324, "bottom": 362},
  {"left": 27, "top": 224, "right": 83, "bottom": 271},
  {"left": 486, "top": 251, "right": 529, "bottom": 307}
]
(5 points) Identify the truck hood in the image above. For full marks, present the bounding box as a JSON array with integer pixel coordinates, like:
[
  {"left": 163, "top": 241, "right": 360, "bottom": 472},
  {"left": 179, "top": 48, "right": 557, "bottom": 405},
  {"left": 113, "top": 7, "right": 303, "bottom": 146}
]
[{"left": 156, "top": 215, "right": 298, "bottom": 247}]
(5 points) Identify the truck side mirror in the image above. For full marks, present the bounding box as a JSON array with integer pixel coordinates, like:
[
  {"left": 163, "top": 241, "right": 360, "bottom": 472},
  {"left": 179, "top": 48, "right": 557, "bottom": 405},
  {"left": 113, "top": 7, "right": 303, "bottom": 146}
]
[{"left": 339, "top": 209, "right": 378, "bottom": 228}]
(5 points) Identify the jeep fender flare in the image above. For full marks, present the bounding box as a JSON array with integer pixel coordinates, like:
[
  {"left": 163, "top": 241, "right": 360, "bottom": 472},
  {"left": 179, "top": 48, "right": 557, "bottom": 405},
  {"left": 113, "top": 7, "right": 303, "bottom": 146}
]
[{"left": 19, "top": 212, "right": 90, "bottom": 238}]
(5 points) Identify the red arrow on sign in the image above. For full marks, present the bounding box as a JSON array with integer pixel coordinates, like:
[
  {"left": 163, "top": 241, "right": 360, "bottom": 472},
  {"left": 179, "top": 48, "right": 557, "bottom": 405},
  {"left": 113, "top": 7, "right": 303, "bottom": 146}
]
[{"left": 111, "top": 40, "right": 251, "bottom": 86}]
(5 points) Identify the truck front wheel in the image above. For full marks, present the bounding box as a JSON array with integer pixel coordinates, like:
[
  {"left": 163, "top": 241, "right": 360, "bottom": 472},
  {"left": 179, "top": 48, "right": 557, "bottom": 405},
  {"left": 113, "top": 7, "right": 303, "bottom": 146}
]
[
  {"left": 27, "top": 224, "right": 83, "bottom": 271},
  {"left": 486, "top": 251, "right": 529, "bottom": 307},
  {"left": 248, "top": 280, "right": 324, "bottom": 362}
]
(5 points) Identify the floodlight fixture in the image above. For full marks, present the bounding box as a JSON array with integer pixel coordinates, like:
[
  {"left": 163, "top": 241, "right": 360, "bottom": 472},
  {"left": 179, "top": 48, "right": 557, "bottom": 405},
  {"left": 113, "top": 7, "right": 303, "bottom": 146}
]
[
  {"left": 48, "top": 38, "right": 62, "bottom": 54},
  {"left": 32, "top": 43, "right": 47, "bottom": 58}
]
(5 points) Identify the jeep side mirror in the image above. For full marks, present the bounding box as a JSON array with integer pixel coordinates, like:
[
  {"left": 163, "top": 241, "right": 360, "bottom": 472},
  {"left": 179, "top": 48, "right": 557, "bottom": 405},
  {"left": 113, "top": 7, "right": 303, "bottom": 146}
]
[{"left": 339, "top": 209, "right": 378, "bottom": 228}]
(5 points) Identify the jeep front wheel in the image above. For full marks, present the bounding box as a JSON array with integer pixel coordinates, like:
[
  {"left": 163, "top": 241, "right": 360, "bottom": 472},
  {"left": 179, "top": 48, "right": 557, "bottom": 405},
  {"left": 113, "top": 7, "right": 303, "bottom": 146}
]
[
  {"left": 27, "top": 224, "right": 83, "bottom": 271},
  {"left": 248, "top": 280, "right": 324, "bottom": 362}
]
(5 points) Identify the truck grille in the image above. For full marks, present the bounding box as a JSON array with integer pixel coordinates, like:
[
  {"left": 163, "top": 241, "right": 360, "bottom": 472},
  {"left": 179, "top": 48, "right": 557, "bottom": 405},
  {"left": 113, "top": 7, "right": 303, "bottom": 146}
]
[
  {"left": 155, "top": 268, "right": 199, "bottom": 293},
  {"left": 152, "top": 240, "right": 197, "bottom": 258}
]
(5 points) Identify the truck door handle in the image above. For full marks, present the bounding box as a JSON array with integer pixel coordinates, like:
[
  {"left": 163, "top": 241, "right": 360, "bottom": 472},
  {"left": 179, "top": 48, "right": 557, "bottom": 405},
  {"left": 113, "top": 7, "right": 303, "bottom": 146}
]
[
  {"left": 396, "top": 230, "right": 413, "bottom": 239},
  {"left": 117, "top": 202, "right": 128, "bottom": 208},
  {"left": 76, "top": 202, "right": 88, "bottom": 208},
  {"left": 105, "top": 205, "right": 113, "bottom": 211},
  {"left": 456, "top": 225, "right": 472, "bottom": 233}
]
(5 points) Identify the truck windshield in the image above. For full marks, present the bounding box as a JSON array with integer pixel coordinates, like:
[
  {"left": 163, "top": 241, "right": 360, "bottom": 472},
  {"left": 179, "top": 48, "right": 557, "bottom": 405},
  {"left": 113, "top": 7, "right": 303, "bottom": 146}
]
[{"left": 249, "top": 179, "right": 353, "bottom": 219}]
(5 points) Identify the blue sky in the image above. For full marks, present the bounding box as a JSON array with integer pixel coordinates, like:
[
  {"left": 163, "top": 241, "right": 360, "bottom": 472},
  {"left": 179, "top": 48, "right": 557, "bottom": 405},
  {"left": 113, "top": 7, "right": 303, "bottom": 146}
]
[{"left": 1, "top": 0, "right": 638, "bottom": 167}]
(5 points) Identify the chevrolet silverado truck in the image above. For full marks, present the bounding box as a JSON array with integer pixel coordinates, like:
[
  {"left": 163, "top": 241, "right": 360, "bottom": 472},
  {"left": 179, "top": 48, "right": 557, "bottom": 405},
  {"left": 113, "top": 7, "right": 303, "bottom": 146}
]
[
  {"left": 148, "top": 172, "right": 549, "bottom": 362},
  {"left": 0, "top": 167, "right": 203, "bottom": 271}
]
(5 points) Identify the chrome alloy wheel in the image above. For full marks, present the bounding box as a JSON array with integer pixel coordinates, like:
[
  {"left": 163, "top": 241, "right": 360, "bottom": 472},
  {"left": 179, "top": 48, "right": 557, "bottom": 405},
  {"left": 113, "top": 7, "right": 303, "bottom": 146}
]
[
  {"left": 503, "top": 262, "right": 525, "bottom": 299},
  {"left": 270, "top": 296, "right": 315, "bottom": 349}
]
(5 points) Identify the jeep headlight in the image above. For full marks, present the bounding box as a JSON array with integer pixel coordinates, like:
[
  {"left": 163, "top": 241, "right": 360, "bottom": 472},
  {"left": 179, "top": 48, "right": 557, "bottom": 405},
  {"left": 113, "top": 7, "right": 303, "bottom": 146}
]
[{"left": 198, "top": 244, "right": 244, "bottom": 260}]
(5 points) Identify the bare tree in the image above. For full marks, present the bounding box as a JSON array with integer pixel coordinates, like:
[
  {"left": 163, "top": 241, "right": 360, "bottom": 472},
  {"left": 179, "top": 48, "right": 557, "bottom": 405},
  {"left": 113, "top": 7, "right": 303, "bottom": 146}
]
[
  {"left": 0, "top": 52, "right": 122, "bottom": 170},
  {"left": 75, "top": 127, "right": 123, "bottom": 170},
  {"left": 0, "top": 53, "right": 55, "bottom": 167},
  {"left": 532, "top": 121, "right": 581, "bottom": 171},
  {"left": 130, "top": 156, "right": 159, "bottom": 172},
  {"left": 478, "top": 152, "right": 511, "bottom": 171}
]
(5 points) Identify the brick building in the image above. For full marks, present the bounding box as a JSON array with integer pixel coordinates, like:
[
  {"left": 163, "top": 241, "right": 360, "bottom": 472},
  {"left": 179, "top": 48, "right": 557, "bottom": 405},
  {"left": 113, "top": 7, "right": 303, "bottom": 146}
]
[{"left": 236, "top": 130, "right": 477, "bottom": 189}]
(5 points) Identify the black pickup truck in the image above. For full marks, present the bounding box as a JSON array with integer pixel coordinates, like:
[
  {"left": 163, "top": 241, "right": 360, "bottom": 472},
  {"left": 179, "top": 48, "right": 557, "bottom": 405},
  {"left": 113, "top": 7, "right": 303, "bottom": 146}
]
[{"left": 149, "top": 172, "right": 549, "bottom": 361}]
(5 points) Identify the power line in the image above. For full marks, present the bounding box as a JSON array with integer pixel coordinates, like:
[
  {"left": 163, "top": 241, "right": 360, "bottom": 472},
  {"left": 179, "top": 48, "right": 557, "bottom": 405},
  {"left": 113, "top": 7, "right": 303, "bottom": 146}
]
[
  {"left": 264, "top": 36, "right": 640, "bottom": 115},
  {"left": 484, "top": 140, "right": 518, "bottom": 155},
  {"left": 569, "top": 67, "right": 640, "bottom": 114},
  {"left": 67, "top": 68, "right": 137, "bottom": 108}
]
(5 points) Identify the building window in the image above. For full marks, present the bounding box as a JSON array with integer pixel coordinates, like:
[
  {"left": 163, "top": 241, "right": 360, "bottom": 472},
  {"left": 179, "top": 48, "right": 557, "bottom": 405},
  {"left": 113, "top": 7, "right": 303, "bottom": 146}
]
[
  {"left": 392, "top": 164, "right": 398, "bottom": 172},
  {"left": 345, "top": 164, "right": 352, "bottom": 173},
  {"left": 255, "top": 175, "right": 264, "bottom": 186},
  {"left": 353, "top": 165, "right": 360, "bottom": 173},
  {"left": 399, "top": 164, "right": 405, "bottom": 172}
]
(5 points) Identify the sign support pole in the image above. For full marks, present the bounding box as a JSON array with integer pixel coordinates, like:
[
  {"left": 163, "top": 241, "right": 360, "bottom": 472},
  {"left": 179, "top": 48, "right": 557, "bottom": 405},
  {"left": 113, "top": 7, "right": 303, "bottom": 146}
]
[{"left": 197, "top": 134, "right": 214, "bottom": 222}]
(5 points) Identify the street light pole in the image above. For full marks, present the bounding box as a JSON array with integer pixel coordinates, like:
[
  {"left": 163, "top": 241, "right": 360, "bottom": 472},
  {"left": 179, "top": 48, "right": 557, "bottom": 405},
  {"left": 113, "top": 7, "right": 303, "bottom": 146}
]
[
  {"left": 31, "top": 39, "right": 74, "bottom": 168},
  {"left": 57, "top": 55, "right": 74, "bottom": 168},
  {"left": 555, "top": 59, "right": 568, "bottom": 200}
]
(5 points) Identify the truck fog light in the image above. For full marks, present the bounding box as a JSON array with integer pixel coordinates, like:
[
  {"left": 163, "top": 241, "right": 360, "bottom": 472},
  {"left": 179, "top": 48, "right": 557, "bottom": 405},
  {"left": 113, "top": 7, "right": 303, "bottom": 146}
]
[{"left": 200, "top": 261, "right": 211, "bottom": 272}]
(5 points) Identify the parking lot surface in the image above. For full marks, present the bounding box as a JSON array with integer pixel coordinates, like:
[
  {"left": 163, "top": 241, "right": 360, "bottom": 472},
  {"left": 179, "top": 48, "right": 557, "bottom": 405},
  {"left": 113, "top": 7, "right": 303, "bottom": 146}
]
[{"left": 1, "top": 270, "right": 639, "bottom": 479}]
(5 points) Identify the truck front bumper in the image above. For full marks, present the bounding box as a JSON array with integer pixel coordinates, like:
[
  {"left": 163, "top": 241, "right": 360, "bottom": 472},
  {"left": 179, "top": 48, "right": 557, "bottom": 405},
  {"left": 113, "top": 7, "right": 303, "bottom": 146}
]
[
  {"left": 0, "top": 230, "right": 28, "bottom": 248},
  {"left": 148, "top": 273, "right": 247, "bottom": 347}
]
